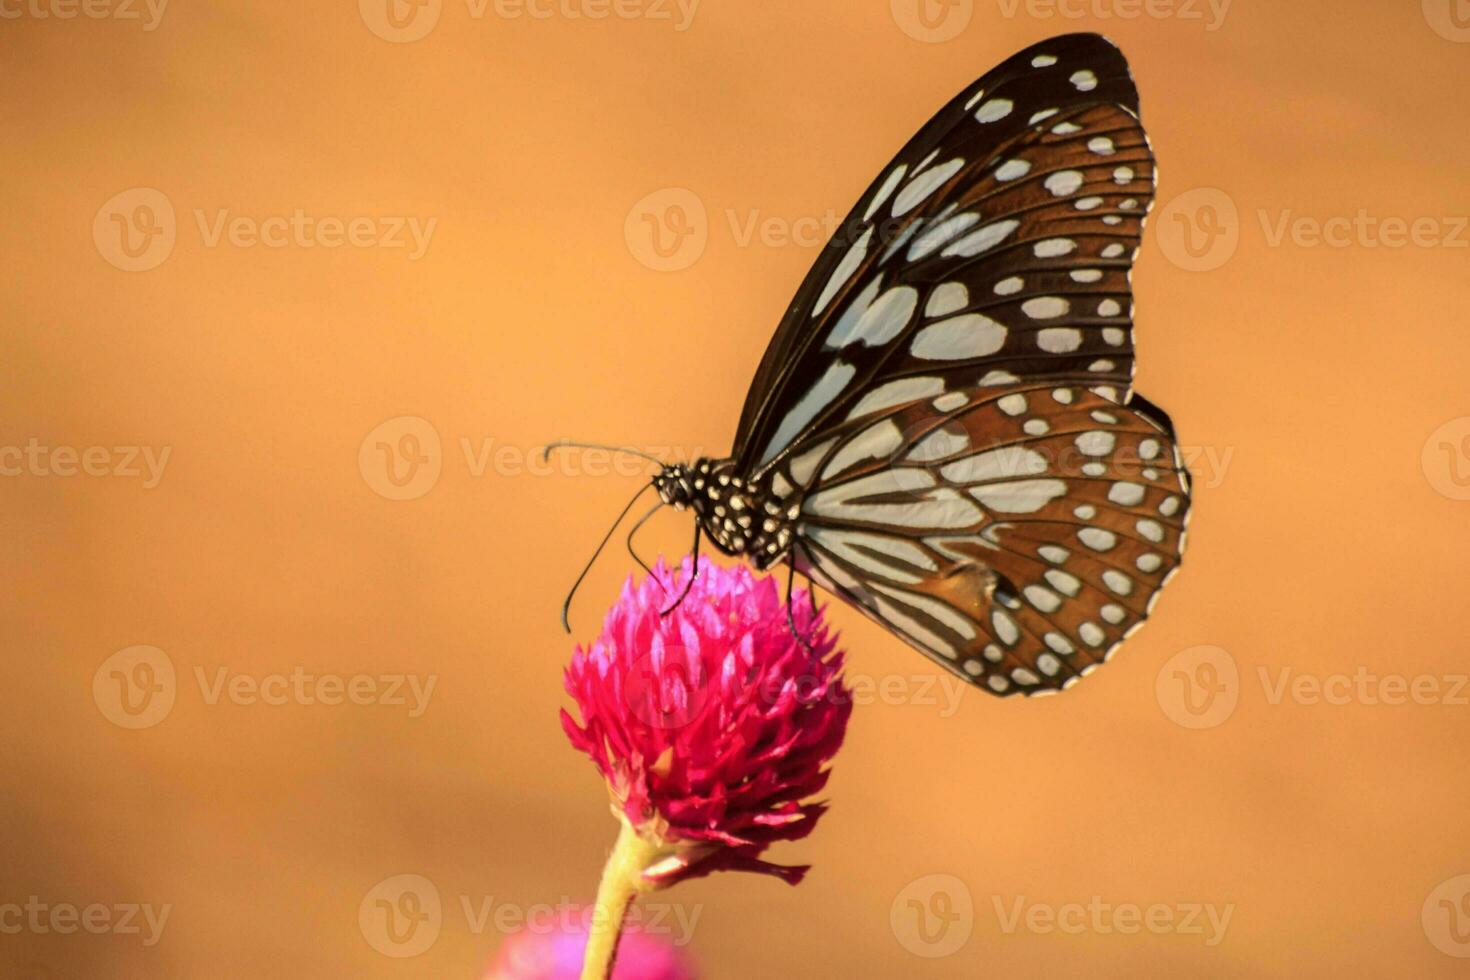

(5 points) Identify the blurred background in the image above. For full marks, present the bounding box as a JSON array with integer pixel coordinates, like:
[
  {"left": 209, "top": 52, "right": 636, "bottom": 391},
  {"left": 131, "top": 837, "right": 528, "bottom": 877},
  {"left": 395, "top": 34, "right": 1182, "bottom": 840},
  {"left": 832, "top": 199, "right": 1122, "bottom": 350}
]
[{"left": 3, "top": 1, "right": 1469, "bottom": 976}]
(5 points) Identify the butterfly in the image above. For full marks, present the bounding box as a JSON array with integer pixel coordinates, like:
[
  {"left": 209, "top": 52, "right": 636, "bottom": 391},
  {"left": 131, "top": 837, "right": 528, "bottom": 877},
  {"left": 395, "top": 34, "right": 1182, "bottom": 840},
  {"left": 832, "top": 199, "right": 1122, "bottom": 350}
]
[{"left": 558, "top": 33, "right": 1191, "bottom": 698}]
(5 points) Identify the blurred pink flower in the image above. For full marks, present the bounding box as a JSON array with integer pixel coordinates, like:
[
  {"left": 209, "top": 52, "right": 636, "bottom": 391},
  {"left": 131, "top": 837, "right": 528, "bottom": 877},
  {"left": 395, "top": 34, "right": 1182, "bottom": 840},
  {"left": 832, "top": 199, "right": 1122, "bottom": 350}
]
[
  {"left": 561, "top": 557, "right": 851, "bottom": 887},
  {"left": 485, "top": 908, "right": 695, "bottom": 980}
]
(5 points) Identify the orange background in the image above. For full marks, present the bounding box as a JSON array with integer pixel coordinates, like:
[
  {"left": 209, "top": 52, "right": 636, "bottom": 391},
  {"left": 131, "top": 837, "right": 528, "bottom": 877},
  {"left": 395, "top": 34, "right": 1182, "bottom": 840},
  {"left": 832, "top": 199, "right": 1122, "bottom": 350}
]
[{"left": 4, "top": 1, "right": 1470, "bottom": 976}]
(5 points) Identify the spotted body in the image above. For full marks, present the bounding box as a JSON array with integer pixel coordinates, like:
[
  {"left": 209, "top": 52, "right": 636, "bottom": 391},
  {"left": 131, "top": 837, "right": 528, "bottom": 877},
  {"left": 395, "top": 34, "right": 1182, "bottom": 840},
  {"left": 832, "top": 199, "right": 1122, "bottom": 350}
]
[{"left": 645, "top": 33, "right": 1191, "bottom": 697}]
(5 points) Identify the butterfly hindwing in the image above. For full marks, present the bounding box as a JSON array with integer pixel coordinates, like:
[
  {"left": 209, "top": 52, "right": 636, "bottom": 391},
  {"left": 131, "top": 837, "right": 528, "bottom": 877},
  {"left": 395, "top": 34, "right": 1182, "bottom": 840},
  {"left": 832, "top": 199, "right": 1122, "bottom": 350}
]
[
  {"left": 787, "top": 382, "right": 1190, "bottom": 696},
  {"left": 734, "top": 33, "right": 1156, "bottom": 476}
]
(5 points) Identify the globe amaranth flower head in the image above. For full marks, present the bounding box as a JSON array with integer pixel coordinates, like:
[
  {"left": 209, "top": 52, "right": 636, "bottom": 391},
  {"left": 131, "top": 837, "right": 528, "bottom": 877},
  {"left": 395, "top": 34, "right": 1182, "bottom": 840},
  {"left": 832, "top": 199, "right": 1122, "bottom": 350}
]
[{"left": 561, "top": 556, "right": 851, "bottom": 887}]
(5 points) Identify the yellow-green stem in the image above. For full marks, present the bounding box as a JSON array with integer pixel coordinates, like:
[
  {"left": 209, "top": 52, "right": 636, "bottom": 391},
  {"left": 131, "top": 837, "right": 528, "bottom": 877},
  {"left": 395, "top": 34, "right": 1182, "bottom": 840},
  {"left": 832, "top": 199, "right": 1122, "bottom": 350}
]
[{"left": 581, "top": 816, "right": 660, "bottom": 980}]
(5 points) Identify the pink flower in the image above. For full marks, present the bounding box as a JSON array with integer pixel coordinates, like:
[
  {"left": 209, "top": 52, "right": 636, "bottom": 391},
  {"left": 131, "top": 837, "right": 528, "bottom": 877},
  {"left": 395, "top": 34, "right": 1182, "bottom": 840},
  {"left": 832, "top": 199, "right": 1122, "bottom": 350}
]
[
  {"left": 561, "top": 557, "right": 851, "bottom": 887},
  {"left": 485, "top": 907, "right": 695, "bottom": 980}
]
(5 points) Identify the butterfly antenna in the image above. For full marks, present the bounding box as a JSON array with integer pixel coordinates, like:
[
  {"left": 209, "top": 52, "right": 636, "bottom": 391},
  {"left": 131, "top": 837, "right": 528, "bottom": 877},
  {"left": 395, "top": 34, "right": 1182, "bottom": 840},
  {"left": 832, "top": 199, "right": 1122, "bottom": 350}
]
[
  {"left": 659, "top": 523, "right": 701, "bottom": 616},
  {"left": 625, "top": 500, "right": 665, "bottom": 590},
  {"left": 560, "top": 483, "right": 654, "bottom": 633},
  {"left": 541, "top": 440, "right": 666, "bottom": 467}
]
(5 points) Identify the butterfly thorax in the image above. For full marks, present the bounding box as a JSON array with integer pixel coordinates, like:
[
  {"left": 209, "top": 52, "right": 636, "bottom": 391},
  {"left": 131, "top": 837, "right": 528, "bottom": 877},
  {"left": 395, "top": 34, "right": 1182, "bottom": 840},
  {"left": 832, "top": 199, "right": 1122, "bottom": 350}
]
[{"left": 654, "top": 459, "right": 798, "bottom": 570}]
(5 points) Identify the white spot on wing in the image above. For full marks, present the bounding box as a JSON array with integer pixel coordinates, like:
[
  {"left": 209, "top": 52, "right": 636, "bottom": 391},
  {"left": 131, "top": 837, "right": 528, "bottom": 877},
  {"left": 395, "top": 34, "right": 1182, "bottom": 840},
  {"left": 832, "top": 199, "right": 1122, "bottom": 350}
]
[
  {"left": 909, "top": 212, "right": 981, "bottom": 262},
  {"left": 892, "top": 158, "right": 964, "bottom": 217},
  {"left": 994, "top": 159, "right": 1031, "bottom": 182},
  {"left": 812, "top": 226, "right": 872, "bottom": 318},
  {"left": 1075, "top": 431, "right": 1115, "bottom": 456},
  {"left": 864, "top": 165, "right": 907, "bottom": 222},
  {"left": 805, "top": 472, "right": 983, "bottom": 529},
  {"left": 946, "top": 449, "right": 1052, "bottom": 487},
  {"left": 908, "top": 426, "right": 970, "bottom": 462},
  {"left": 821, "top": 419, "right": 904, "bottom": 479},
  {"left": 925, "top": 281, "right": 969, "bottom": 318},
  {"left": 941, "top": 219, "right": 1019, "bottom": 259},
  {"left": 787, "top": 437, "right": 838, "bottom": 486},
  {"left": 760, "top": 363, "right": 855, "bottom": 467},
  {"left": 828, "top": 285, "right": 918, "bottom": 349},
  {"left": 1108, "top": 482, "right": 1146, "bottom": 506},
  {"left": 1038, "top": 328, "right": 1082, "bottom": 352},
  {"left": 974, "top": 98, "right": 1013, "bottom": 123},
  {"left": 1023, "top": 297, "right": 1069, "bottom": 319},
  {"left": 932, "top": 392, "right": 968, "bottom": 412},
  {"left": 911, "top": 314, "right": 1007, "bottom": 360},
  {"left": 1045, "top": 170, "right": 1084, "bottom": 197},
  {"left": 846, "top": 376, "right": 943, "bottom": 420},
  {"left": 1034, "top": 238, "right": 1076, "bottom": 258},
  {"left": 970, "top": 479, "right": 1067, "bottom": 513}
]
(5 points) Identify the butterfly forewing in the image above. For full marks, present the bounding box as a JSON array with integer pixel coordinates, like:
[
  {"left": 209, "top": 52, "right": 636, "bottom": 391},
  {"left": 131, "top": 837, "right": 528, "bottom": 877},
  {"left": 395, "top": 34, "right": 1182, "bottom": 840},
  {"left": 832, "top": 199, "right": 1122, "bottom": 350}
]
[
  {"left": 733, "top": 34, "right": 1157, "bottom": 475},
  {"left": 787, "top": 383, "right": 1190, "bottom": 696}
]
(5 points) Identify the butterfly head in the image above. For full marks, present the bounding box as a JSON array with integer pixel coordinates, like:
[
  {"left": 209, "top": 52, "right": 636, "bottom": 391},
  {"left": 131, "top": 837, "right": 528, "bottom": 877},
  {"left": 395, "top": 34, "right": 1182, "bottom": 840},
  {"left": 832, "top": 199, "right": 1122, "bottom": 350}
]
[{"left": 652, "top": 462, "right": 697, "bottom": 509}]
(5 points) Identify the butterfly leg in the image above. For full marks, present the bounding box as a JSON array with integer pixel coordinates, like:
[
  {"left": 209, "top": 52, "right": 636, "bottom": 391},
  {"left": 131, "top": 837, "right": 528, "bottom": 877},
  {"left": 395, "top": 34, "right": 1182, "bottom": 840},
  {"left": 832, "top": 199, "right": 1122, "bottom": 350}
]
[
  {"left": 659, "top": 522, "right": 702, "bottom": 616},
  {"left": 784, "top": 545, "right": 822, "bottom": 655},
  {"left": 624, "top": 500, "right": 664, "bottom": 590}
]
